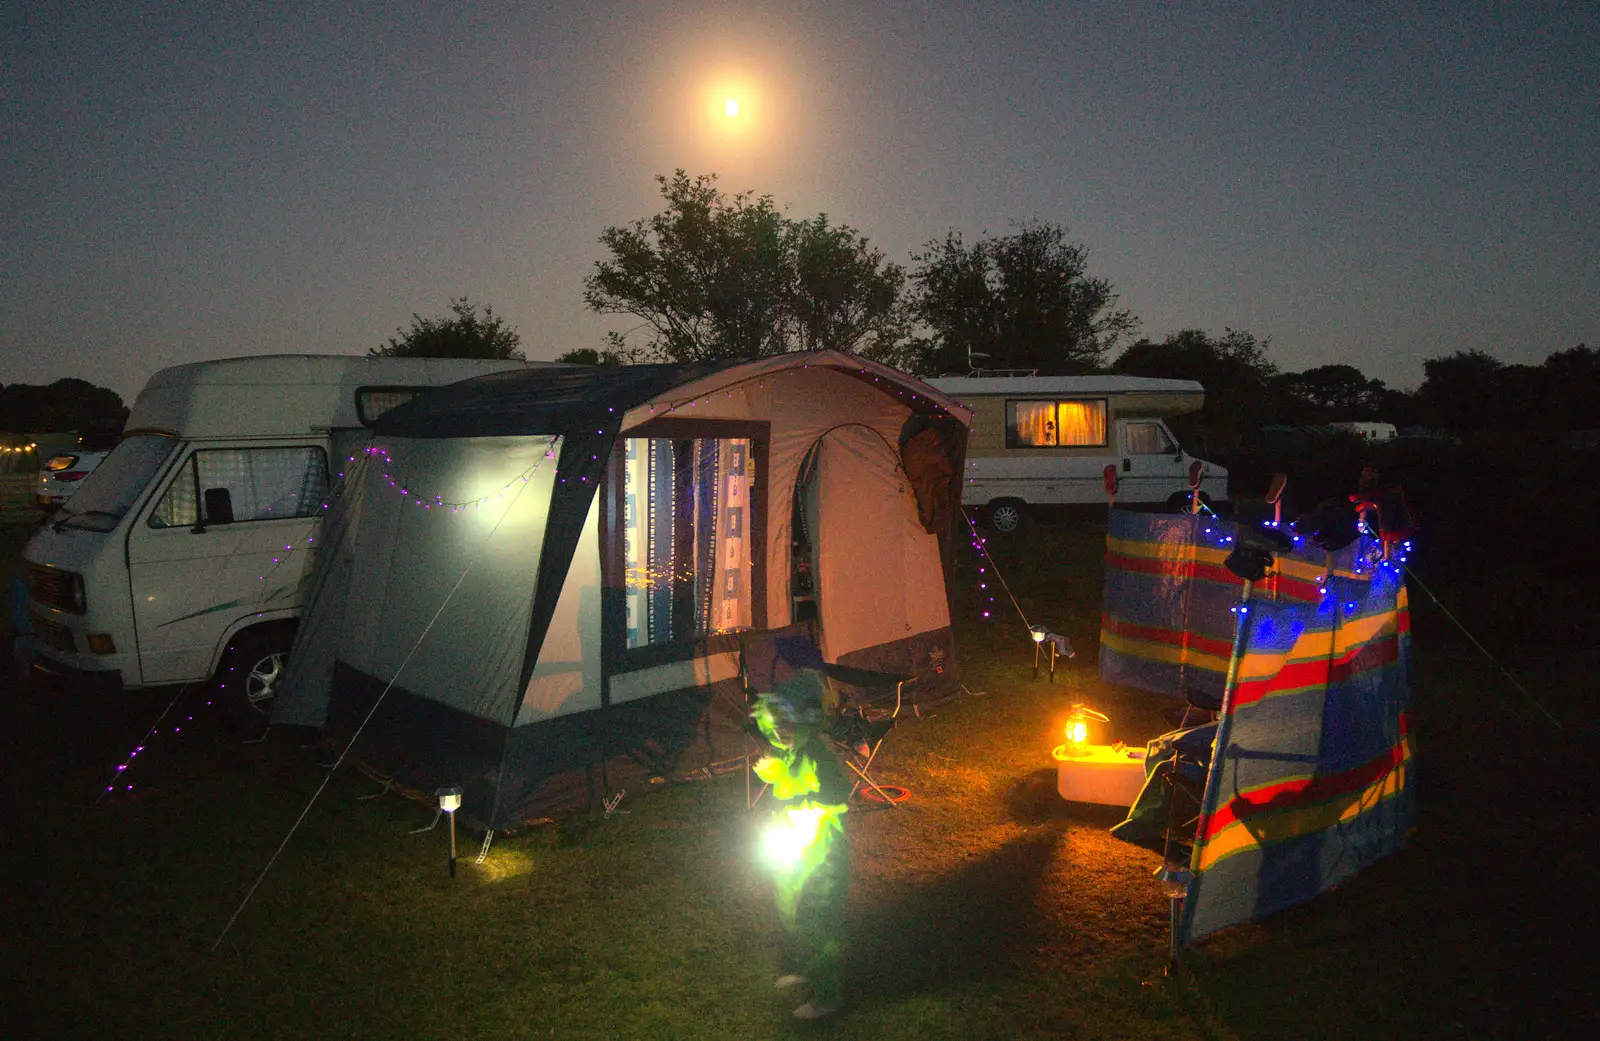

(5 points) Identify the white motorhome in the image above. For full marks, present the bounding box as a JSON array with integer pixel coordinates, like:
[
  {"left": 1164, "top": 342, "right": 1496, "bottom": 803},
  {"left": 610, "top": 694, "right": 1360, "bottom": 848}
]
[
  {"left": 926, "top": 375, "right": 1229, "bottom": 531},
  {"left": 1329, "top": 421, "right": 1397, "bottom": 442},
  {"left": 20, "top": 355, "right": 554, "bottom": 714}
]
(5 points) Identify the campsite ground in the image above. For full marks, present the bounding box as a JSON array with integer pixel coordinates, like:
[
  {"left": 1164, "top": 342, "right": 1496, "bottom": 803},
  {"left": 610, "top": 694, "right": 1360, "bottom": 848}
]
[{"left": 0, "top": 512, "right": 1594, "bottom": 1039}]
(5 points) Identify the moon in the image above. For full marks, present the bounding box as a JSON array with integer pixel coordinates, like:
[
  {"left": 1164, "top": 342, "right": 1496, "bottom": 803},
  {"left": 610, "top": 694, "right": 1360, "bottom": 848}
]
[{"left": 724, "top": 98, "right": 740, "bottom": 118}]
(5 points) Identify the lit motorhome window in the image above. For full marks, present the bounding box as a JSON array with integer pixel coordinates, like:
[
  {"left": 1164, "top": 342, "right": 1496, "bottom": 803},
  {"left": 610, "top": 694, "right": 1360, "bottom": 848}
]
[
  {"left": 149, "top": 447, "right": 330, "bottom": 528},
  {"left": 52, "top": 434, "right": 176, "bottom": 532},
  {"left": 1005, "top": 400, "right": 1107, "bottom": 447},
  {"left": 1124, "top": 422, "right": 1176, "bottom": 455},
  {"left": 621, "top": 437, "right": 754, "bottom": 648}
]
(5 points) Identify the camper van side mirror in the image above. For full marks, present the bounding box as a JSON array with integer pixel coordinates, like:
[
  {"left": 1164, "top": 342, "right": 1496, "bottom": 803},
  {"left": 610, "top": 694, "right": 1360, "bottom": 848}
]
[{"left": 203, "top": 487, "right": 235, "bottom": 526}]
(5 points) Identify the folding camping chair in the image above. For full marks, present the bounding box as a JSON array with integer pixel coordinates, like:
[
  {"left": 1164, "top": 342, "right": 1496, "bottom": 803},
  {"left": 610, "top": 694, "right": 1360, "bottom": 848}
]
[{"left": 738, "top": 624, "right": 912, "bottom": 809}]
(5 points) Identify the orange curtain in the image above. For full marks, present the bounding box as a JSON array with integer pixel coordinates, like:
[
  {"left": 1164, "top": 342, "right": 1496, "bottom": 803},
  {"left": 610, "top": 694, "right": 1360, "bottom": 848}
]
[{"left": 1056, "top": 402, "right": 1105, "bottom": 446}]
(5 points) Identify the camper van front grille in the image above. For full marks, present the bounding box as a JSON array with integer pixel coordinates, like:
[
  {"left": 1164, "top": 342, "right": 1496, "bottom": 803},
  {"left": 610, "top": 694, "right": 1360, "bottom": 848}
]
[
  {"left": 25, "top": 563, "right": 80, "bottom": 613},
  {"left": 30, "top": 612, "right": 76, "bottom": 654}
]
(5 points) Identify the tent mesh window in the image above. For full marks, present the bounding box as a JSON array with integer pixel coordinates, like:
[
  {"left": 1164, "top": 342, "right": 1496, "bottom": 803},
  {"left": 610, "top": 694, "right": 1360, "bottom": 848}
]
[{"left": 622, "top": 436, "right": 753, "bottom": 648}]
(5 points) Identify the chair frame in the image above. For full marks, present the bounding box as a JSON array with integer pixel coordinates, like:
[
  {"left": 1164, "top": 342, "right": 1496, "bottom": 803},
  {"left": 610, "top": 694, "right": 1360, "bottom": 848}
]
[{"left": 738, "top": 627, "right": 912, "bottom": 809}]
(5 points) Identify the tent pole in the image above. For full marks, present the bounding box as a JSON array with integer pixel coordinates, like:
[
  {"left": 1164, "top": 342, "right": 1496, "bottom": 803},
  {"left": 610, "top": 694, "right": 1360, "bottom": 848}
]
[{"left": 1166, "top": 575, "right": 1254, "bottom": 975}]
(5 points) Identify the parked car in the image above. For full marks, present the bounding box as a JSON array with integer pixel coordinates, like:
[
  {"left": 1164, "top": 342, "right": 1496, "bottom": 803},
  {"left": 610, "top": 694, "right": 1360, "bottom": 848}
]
[{"left": 38, "top": 450, "right": 109, "bottom": 507}]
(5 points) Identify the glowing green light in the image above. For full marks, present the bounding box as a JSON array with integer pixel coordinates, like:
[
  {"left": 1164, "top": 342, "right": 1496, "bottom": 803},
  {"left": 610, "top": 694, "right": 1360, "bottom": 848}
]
[{"left": 761, "top": 805, "right": 829, "bottom": 871}]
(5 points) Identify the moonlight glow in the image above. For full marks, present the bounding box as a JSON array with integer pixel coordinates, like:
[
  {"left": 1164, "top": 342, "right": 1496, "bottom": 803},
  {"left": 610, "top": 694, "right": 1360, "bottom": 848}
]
[{"left": 724, "top": 98, "right": 740, "bottom": 118}]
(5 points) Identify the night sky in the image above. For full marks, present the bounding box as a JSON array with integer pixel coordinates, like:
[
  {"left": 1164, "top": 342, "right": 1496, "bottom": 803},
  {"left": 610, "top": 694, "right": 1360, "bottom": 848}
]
[{"left": 4, "top": 1, "right": 1596, "bottom": 402}]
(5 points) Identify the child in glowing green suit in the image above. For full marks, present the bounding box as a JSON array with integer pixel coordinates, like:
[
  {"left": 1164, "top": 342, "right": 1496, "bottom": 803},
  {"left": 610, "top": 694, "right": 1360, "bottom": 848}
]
[{"left": 753, "top": 669, "right": 851, "bottom": 1021}]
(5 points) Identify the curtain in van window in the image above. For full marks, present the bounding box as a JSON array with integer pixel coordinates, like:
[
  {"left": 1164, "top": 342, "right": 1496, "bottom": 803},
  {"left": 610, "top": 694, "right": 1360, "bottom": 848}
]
[
  {"left": 1010, "top": 401, "right": 1058, "bottom": 445},
  {"left": 199, "top": 448, "right": 328, "bottom": 521},
  {"left": 1056, "top": 401, "right": 1106, "bottom": 446},
  {"left": 1007, "top": 400, "right": 1107, "bottom": 447},
  {"left": 1124, "top": 422, "right": 1173, "bottom": 454},
  {"left": 148, "top": 448, "right": 329, "bottom": 527}
]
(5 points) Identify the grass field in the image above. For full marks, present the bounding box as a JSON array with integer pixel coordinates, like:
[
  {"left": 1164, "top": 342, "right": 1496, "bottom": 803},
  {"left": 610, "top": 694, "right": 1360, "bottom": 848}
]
[{"left": 0, "top": 514, "right": 1593, "bottom": 1039}]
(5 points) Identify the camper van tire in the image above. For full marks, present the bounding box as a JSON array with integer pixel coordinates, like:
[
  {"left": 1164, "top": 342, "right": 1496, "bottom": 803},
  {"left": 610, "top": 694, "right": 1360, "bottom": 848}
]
[
  {"left": 220, "top": 624, "right": 296, "bottom": 723},
  {"left": 985, "top": 500, "right": 1028, "bottom": 535}
]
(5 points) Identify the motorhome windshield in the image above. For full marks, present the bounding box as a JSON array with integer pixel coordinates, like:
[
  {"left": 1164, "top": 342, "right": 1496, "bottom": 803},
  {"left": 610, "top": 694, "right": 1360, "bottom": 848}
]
[{"left": 53, "top": 434, "right": 177, "bottom": 532}]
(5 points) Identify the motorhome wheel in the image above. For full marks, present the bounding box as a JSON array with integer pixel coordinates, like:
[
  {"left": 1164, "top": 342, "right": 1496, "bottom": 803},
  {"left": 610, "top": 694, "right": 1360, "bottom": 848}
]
[
  {"left": 223, "top": 628, "right": 294, "bottom": 721},
  {"left": 987, "top": 501, "right": 1026, "bottom": 534}
]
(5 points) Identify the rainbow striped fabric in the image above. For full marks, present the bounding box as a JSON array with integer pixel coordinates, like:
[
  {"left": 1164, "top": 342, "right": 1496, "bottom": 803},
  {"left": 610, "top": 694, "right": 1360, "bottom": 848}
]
[
  {"left": 1098, "top": 511, "right": 1414, "bottom": 944},
  {"left": 1100, "top": 510, "right": 1369, "bottom": 701},
  {"left": 1181, "top": 542, "right": 1413, "bottom": 943}
]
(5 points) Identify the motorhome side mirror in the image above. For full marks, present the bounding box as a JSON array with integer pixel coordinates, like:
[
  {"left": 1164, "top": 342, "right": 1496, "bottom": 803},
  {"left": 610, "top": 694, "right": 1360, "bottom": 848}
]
[{"left": 203, "top": 487, "right": 234, "bottom": 525}]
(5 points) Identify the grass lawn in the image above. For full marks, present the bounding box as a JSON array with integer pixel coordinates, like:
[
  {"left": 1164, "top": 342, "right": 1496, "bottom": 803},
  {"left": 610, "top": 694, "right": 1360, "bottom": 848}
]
[{"left": 0, "top": 515, "right": 1593, "bottom": 1039}]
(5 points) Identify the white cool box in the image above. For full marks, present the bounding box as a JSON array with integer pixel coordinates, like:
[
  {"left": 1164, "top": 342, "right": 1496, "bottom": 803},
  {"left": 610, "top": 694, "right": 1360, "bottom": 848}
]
[{"left": 1056, "top": 744, "right": 1149, "bottom": 807}]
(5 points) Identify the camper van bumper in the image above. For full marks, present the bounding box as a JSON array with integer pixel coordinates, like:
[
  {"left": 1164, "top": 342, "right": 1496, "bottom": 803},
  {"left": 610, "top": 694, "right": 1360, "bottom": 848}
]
[{"left": 25, "top": 640, "right": 125, "bottom": 695}]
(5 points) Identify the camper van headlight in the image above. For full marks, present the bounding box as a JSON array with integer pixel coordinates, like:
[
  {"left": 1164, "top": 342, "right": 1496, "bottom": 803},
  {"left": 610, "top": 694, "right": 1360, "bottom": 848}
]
[{"left": 67, "top": 573, "right": 87, "bottom": 614}]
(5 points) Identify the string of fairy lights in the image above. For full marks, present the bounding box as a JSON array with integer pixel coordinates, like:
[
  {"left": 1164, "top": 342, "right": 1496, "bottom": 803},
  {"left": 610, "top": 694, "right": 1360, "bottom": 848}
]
[
  {"left": 99, "top": 362, "right": 964, "bottom": 804},
  {"left": 98, "top": 435, "right": 566, "bottom": 803}
]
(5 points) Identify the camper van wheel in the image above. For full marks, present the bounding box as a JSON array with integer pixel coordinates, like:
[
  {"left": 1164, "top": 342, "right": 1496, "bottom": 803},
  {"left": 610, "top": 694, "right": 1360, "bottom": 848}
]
[
  {"left": 986, "top": 501, "right": 1026, "bottom": 534},
  {"left": 223, "top": 628, "right": 294, "bottom": 722}
]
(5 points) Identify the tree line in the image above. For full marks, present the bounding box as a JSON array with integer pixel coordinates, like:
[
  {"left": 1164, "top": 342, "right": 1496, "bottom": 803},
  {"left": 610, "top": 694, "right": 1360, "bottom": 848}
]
[{"left": 9, "top": 169, "right": 1594, "bottom": 449}]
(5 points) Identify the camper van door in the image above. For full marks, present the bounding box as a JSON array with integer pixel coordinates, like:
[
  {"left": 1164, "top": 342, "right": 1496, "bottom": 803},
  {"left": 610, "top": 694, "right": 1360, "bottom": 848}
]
[
  {"left": 126, "top": 439, "right": 329, "bottom": 683},
  {"left": 1116, "top": 420, "right": 1187, "bottom": 503}
]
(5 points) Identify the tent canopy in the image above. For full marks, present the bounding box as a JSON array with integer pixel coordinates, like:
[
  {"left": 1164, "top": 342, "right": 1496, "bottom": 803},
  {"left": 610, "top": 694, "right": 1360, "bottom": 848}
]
[{"left": 276, "top": 351, "right": 972, "bottom": 829}]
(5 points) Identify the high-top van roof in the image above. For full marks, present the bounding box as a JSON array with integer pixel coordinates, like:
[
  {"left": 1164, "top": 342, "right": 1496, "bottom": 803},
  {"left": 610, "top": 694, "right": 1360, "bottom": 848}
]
[{"left": 125, "top": 355, "right": 559, "bottom": 439}]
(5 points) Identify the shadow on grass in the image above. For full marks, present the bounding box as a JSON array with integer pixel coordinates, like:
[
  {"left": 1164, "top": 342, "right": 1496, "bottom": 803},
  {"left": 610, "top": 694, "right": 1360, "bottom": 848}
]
[
  {"left": 845, "top": 823, "right": 1068, "bottom": 998},
  {"left": 1005, "top": 766, "right": 1131, "bottom": 829}
]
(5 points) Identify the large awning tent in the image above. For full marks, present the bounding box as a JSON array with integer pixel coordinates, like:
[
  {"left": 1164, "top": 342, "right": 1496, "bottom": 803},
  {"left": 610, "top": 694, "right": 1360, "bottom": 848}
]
[{"left": 273, "top": 351, "right": 972, "bottom": 830}]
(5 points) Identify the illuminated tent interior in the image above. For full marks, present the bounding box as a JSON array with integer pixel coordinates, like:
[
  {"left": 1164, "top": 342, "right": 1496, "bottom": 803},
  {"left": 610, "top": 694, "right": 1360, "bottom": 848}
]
[{"left": 274, "top": 351, "right": 972, "bottom": 829}]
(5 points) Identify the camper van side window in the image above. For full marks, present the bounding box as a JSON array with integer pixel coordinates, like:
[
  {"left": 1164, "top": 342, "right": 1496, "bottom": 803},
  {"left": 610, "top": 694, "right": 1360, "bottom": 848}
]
[
  {"left": 1123, "top": 422, "right": 1176, "bottom": 455},
  {"left": 621, "top": 437, "right": 755, "bottom": 648},
  {"left": 149, "top": 447, "right": 330, "bottom": 527},
  {"left": 356, "top": 387, "right": 423, "bottom": 426},
  {"left": 1005, "top": 400, "right": 1107, "bottom": 447}
]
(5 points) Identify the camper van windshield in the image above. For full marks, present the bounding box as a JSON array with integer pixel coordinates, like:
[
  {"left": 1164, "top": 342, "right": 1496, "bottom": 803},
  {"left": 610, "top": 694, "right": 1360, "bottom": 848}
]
[{"left": 52, "top": 434, "right": 177, "bottom": 532}]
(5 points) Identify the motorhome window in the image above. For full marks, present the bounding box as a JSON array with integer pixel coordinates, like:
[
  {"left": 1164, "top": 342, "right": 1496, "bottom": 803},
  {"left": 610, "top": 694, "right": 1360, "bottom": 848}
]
[
  {"left": 149, "top": 447, "right": 330, "bottom": 528},
  {"left": 52, "top": 434, "right": 176, "bottom": 532},
  {"left": 1124, "top": 422, "right": 1176, "bottom": 455},
  {"left": 1005, "top": 400, "right": 1107, "bottom": 447},
  {"left": 356, "top": 388, "right": 423, "bottom": 426},
  {"left": 621, "top": 437, "right": 754, "bottom": 649}
]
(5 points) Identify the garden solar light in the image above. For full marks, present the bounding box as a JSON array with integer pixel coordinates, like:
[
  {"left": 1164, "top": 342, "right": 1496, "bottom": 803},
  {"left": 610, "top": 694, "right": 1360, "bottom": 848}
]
[
  {"left": 1032, "top": 627, "right": 1074, "bottom": 681},
  {"left": 437, "top": 786, "right": 463, "bottom": 877}
]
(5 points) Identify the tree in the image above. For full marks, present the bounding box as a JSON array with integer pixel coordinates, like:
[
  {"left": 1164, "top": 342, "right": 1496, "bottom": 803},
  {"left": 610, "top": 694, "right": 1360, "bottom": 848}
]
[
  {"left": 907, "top": 221, "right": 1135, "bottom": 375},
  {"left": 553, "top": 348, "right": 625, "bottom": 365},
  {"left": 1413, "top": 350, "right": 1543, "bottom": 431},
  {"left": 369, "top": 298, "right": 523, "bottom": 359},
  {"left": 1111, "top": 329, "right": 1280, "bottom": 449},
  {"left": 584, "top": 171, "right": 907, "bottom": 364},
  {"left": 0, "top": 378, "right": 128, "bottom": 439},
  {"left": 1276, "top": 364, "right": 1388, "bottom": 420}
]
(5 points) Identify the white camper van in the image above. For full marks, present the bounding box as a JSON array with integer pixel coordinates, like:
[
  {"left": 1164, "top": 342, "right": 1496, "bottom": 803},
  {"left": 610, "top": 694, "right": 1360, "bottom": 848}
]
[
  {"left": 926, "top": 375, "right": 1229, "bottom": 531},
  {"left": 20, "top": 355, "right": 552, "bottom": 714}
]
